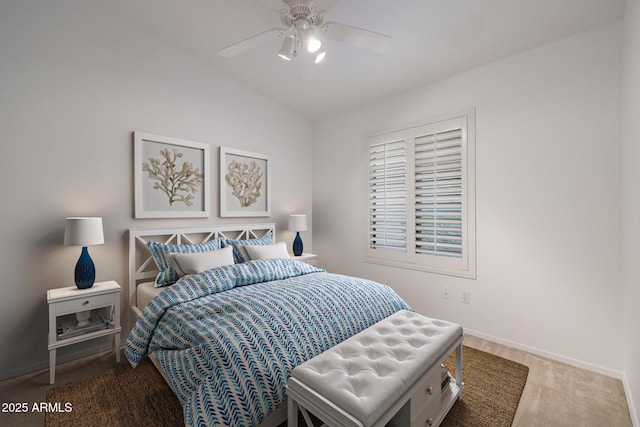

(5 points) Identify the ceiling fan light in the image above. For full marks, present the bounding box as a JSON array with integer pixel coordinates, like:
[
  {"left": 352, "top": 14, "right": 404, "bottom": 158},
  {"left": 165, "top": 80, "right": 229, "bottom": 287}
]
[
  {"left": 313, "top": 50, "right": 326, "bottom": 63},
  {"left": 307, "top": 37, "right": 321, "bottom": 53},
  {"left": 278, "top": 35, "right": 295, "bottom": 61}
]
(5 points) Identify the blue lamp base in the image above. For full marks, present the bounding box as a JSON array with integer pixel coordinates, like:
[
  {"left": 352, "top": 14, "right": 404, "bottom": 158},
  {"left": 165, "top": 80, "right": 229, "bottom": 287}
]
[
  {"left": 74, "top": 246, "right": 96, "bottom": 289},
  {"left": 292, "top": 232, "right": 303, "bottom": 257}
]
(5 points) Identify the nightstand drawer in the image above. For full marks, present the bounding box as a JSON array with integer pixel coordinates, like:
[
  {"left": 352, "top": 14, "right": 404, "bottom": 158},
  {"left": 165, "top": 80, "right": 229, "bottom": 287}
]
[{"left": 53, "top": 293, "right": 116, "bottom": 315}]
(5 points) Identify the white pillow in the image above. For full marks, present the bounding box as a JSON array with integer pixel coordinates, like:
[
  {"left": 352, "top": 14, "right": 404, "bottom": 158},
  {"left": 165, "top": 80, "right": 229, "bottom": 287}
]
[
  {"left": 243, "top": 242, "right": 290, "bottom": 260},
  {"left": 168, "top": 246, "right": 234, "bottom": 277}
]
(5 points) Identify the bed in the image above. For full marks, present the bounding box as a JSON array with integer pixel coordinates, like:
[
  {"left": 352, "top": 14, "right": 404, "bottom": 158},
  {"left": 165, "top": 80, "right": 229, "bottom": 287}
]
[{"left": 125, "top": 224, "right": 412, "bottom": 427}]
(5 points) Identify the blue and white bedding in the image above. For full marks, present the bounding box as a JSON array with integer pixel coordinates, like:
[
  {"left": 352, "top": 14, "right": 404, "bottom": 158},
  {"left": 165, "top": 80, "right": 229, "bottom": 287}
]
[{"left": 125, "top": 258, "right": 411, "bottom": 426}]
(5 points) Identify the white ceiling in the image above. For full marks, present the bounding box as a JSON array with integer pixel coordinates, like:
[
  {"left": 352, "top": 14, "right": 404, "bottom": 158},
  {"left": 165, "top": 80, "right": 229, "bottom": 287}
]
[{"left": 105, "top": 0, "right": 625, "bottom": 120}]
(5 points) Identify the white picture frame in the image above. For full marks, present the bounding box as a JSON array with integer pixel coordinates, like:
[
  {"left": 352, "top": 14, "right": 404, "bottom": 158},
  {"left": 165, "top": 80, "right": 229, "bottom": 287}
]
[
  {"left": 134, "top": 132, "right": 210, "bottom": 218},
  {"left": 220, "top": 146, "right": 270, "bottom": 217}
]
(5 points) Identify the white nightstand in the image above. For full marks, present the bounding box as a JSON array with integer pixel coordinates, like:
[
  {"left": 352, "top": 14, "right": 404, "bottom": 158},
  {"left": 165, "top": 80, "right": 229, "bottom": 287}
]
[
  {"left": 290, "top": 253, "right": 319, "bottom": 267},
  {"left": 47, "top": 280, "right": 122, "bottom": 384}
]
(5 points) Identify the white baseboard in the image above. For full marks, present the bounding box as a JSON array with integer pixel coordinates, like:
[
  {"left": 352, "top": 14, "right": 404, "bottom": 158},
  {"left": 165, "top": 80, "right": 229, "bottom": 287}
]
[
  {"left": 467, "top": 327, "right": 639, "bottom": 427},
  {"left": 464, "top": 328, "right": 639, "bottom": 426},
  {"left": 0, "top": 342, "right": 117, "bottom": 382},
  {"left": 464, "top": 327, "right": 625, "bottom": 380},
  {"left": 622, "top": 375, "right": 639, "bottom": 427}
]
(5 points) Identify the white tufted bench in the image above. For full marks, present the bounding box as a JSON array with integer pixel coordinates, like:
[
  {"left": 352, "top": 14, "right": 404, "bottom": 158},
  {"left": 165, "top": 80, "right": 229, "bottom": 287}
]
[{"left": 286, "top": 310, "right": 463, "bottom": 427}]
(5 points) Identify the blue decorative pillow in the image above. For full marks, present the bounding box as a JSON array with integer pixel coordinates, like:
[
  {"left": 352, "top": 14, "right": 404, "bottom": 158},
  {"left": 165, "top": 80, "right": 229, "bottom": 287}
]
[
  {"left": 223, "top": 232, "right": 274, "bottom": 263},
  {"left": 148, "top": 239, "right": 223, "bottom": 287}
]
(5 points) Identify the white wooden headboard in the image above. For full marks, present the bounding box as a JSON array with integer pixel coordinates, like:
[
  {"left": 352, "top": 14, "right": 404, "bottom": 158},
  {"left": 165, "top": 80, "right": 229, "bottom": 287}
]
[{"left": 128, "top": 223, "right": 276, "bottom": 312}]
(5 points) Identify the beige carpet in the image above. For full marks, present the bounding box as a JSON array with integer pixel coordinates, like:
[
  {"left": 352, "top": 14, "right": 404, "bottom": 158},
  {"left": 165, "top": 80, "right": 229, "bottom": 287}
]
[{"left": 46, "top": 346, "right": 528, "bottom": 427}]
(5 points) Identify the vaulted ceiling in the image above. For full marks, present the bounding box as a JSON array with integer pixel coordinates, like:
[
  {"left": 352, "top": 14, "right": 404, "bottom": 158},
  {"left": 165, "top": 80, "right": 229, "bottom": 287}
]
[{"left": 105, "top": 0, "right": 625, "bottom": 120}]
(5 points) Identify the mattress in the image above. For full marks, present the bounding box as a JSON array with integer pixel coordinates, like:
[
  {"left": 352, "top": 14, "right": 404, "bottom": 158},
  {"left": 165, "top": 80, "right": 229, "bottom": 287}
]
[{"left": 136, "top": 281, "right": 162, "bottom": 311}]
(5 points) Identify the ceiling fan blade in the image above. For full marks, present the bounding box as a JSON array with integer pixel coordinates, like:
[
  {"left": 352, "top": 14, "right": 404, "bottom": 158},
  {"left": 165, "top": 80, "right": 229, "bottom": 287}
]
[
  {"left": 218, "top": 28, "right": 284, "bottom": 57},
  {"left": 323, "top": 21, "right": 391, "bottom": 53}
]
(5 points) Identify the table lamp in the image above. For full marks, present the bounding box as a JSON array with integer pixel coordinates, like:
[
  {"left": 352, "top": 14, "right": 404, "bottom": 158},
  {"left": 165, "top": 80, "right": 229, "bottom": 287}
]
[
  {"left": 288, "top": 214, "right": 307, "bottom": 257},
  {"left": 64, "top": 217, "right": 104, "bottom": 289}
]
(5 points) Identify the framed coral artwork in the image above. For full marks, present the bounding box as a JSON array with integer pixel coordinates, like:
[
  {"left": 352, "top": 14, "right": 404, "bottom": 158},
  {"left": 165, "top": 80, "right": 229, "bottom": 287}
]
[
  {"left": 220, "top": 146, "right": 270, "bottom": 217},
  {"left": 134, "top": 132, "right": 210, "bottom": 218}
]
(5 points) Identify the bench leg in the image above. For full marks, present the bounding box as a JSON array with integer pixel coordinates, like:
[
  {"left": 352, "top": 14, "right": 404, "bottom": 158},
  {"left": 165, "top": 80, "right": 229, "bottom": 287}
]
[
  {"left": 288, "top": 395, "right": 317, "bottom": 427},
  {"left": 455, "top": 343, "right": 463, "bottom": 399},
  {"left": 300, "top": 407, "right": 315, "bottom": 427},
  {"left": 288, "top": 396, "right": 299, "bottom": 427}
]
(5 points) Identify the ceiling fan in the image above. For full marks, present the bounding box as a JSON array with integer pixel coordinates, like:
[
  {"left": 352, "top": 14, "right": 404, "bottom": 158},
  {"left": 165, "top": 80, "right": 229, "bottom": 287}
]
[{"left": 218, "top": 0, "right": 392, "bottom": 64}]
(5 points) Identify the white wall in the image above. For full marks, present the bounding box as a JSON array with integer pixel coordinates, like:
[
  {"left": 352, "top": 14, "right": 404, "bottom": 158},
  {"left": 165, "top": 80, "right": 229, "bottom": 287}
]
[
  {"left": 0, "top": 0, "right": 313, "bottom": 380},
  {"left": 313, "top": 23, "right": 624, "bottom": 375},
  {"left": 622, "top": 0, "right": 640, "bottom": 423}
]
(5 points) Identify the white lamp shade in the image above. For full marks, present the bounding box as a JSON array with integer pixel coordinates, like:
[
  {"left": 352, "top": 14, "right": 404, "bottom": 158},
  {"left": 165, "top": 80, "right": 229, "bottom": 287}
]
[
  {"left": 288, "top": 214, "right": 308, "bottom": 232},
  {"left": 306, "top": 37, "right": 321, "bottom": 53},
  {"left": 278, "top": 34, "right": 295, "bottom": 61},
  {"left": 64, "top": 217, "right": 104, "bottom": 246},
  {"left": 313, "top": 50, "right": 326, "bottom": 63}
]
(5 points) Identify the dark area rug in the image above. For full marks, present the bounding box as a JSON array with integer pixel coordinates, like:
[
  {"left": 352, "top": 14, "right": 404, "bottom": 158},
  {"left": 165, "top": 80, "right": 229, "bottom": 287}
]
[
  {"left": 46, "top": 345, "right": 528, "bottom": 427},
  {"left": 441, "top": 346, "right": 529, "bottom": 427},
  {"left": 46, "top": 358, "right": 182, "bottom": 427}
]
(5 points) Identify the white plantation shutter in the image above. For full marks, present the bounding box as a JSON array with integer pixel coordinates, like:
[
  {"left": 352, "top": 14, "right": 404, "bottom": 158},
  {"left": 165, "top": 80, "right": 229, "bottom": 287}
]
[
  {"left": 365, "top": 111, "right": 476, "bottom": 278},
  {"left": 414, "top": 123, "right": 464, "bottom": 258},
  {"left": 367, "top": 136, "right": 408, "bottom": 253}
]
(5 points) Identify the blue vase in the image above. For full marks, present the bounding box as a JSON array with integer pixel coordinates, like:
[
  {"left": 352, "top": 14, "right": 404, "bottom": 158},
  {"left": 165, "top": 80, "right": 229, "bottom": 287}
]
[
  {"left": 293, "top": 232, "right": 303, "bottom": 256},
  {"left": 74, "top": 246, "right": 96, "bottom": 289}
]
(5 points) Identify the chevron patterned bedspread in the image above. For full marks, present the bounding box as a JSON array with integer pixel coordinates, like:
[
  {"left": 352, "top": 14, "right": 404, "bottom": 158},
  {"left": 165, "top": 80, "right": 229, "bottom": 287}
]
[{"left": 125, "top": 259, "right": 411, "bottom": 426}]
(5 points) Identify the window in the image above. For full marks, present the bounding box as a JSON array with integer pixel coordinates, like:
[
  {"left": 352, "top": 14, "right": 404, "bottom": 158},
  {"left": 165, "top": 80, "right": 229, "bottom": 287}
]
[{"left": 365, "top": 110, "right": 476, "bottom": 278}]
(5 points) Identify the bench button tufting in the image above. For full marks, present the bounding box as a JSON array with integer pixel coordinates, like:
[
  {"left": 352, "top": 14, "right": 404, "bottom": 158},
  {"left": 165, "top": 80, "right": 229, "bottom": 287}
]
[{"left": 287, "top": 310, "right": 463, "bottom": 427}]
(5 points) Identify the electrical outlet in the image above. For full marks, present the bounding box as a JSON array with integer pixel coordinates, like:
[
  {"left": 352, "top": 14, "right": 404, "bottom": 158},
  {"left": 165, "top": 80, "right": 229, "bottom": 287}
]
[
  {"left": 461, "top": 291, "right": 471, "bottom": 304},
  {"left": 442, "top": 286, "right": 451, "bottom": 300}
]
